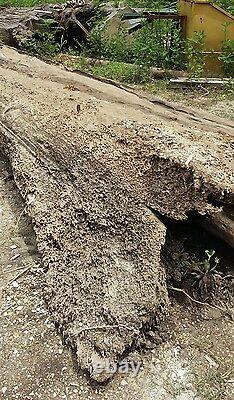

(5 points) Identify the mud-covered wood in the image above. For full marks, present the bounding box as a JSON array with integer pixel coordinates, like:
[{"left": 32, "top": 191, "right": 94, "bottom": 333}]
[{"left": 0, "top": 47, "right": 233, "bottom": 381}]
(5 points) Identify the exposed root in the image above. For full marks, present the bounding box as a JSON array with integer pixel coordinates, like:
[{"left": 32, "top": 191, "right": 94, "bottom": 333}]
[{"left": 169, "top": 287, "right": 233, "bottom": 320}]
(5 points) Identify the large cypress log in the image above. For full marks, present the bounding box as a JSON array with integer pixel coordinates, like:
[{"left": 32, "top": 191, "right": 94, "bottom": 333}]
[{"left": 0, "top": 47, "right": 233, "bottom": 381}]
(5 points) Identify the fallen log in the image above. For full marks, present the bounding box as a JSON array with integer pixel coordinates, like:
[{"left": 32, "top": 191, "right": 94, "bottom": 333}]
[
  {"left": 0, "top": 1, "right": 94, "bottom": 48},
  {"left": 0, "top": 5, "right": 56, "bottom": 47},
  {"left": 0, "top": 48, "right": 233, "bottom": 381},
  {"left": 198, "top": 206, "right": 234, "bottom": 248},
  {"left": 0, "top": 119, "right": 169, "bottom": 382}
]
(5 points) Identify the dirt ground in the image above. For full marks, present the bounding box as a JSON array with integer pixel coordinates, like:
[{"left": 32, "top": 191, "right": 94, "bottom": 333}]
[
  {"left": 0, "top": 154, "right": 233, "bottom": 399},
  {"left": 56, "top": 54, "right": 234, "bottom": 121},
  {"left": 145, "top": 83, "right": 234, "bottom": 121}
]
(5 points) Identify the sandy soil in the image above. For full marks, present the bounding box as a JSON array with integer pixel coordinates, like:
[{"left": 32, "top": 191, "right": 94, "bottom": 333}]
[{"left": 141, "top": 82, "right": 234, "bottom": 121}]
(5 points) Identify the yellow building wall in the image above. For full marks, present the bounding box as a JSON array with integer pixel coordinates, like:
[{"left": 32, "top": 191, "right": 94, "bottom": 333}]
[{"left": 179, "top": 0, "right": 234, "bottom": 73}]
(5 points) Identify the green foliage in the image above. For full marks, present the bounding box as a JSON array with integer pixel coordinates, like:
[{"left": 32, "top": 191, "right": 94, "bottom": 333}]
[
  {"left": 22, "top": 32, "right": 61, "bottom": 57},
  {"left": 213, "top": 0, "right": 234, "bottom": 15},
  {"left": 93, "top": 1, "right": 169, "bottom": 9},
  {"left": 132, "top": 21, "right": 184, "bottom": 69},
  {"left": 219, "top": 23, "right": 234, "bottom": 76},
  {"left": 1, "top": 0, "right": 171, "bottom": 9},
  {"left": 184, "top": 249, "right": 223, "bottom": 297},
  {"left": 186, "top": 31, "right": 206, "bottom": 77},
  {"left": 84, "top": 27, "right": 133, "bottom": 63},
  {"left": 84, "top": 20, "right": 185, "bottom": 70},
  {"left": 64, "top": 56, "right": 151, "bottom": 83},
  {"left": 94, "top": 0, "right": 234, "bottom": 14},
  {"left": 15, "top": 17, "right": 64, "bottom": 57},
  {"left": 92, "top": 61, "right": 150, "bottom": 83},
  {"left": 2, "top": 0, "right": 233, "bottom": 14},
  {"left": 3, "top": 0, "right": 233, "bottom": 77},
  {"left": 219, "top": 38, "right": 234, "bottom": 76},
  {"left": 0, "top": 0, "right": 66, "bottom": 5}
]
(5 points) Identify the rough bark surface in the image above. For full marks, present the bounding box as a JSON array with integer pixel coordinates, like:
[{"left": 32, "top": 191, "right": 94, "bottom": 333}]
[
  {"left": 0, "top": 1, "right": 94, "bottom": 47},
  {"left": 198, "top": 206, "right": 234, "bottom": 248},
  {"left": 0, "top": 47, "right": 233, "bottom": 380}
]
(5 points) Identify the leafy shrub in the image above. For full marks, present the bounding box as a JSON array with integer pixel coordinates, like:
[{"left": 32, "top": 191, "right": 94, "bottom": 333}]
[
  {"left": 132, "top": 20, "right": 184, "bottom": 69},
  {"left": 92, "top": 61, "right": 150, "bottom": 83},
  {"left": 84, "top": 19, "right": 184, "bottom": 70},
  {"left": 83, "top": 27, "right": 134, "bottom": 63},
  {"left": 22, "top": 32, "right": 61, "bottom": 57},
  {"left": 219, "top": 23, "right": 234, "bottom": 77},
  {"left": 186, "top": 31, "right": 206, "bottom": 77},
  {"left": 219, "top": 38, "right": 234, "bottom": 76},
  {"left": 213, "top": 0, "right": 234, "bottom": 15}
]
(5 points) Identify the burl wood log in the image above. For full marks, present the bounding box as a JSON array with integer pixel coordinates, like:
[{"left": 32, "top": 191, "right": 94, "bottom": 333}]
[{"left": 0, "top": 46, "right": 233, "bottom": 380}]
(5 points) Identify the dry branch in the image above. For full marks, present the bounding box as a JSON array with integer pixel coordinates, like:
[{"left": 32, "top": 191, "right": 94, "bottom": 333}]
[{"left": 169, "top": 287, "right": 233, "bottom": 320}]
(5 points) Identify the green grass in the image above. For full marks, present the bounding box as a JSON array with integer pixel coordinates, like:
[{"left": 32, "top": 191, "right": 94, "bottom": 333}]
[
  {"left": 0, "top": 0, "right": 66, "bottom": 6},
  {"left": 91, "top": 62, "right": 150, "bottom": 84},
  {"left": 60, "top": 56, "right": 151, "bottom": 84},
  {"left": 194, "top": 368, "right": 234, "bottom": 400},
  {"left": 1, "top": 0, "right": 233, "bottom": 14}
]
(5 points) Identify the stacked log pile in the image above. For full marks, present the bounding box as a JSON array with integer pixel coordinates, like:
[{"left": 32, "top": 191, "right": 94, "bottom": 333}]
[{"left": 0, "top": 1, "right": 94, "bottom": 48}]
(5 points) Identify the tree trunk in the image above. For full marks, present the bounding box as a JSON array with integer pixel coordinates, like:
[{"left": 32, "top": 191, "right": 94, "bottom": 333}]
[{"left": 0, "top": 1, "right": 94, "bottom": 47}]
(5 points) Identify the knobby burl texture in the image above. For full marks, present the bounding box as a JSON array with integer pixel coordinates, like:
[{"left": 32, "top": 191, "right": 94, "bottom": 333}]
[
  {"left": 1, "top": 112, "right": 233, "bottom": 381},
  {"left": 3, "top": 138, "right": 168, "bottom": 382},
  {"left": 0, "top": 48, "right": 233, "bottom": 381}
]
